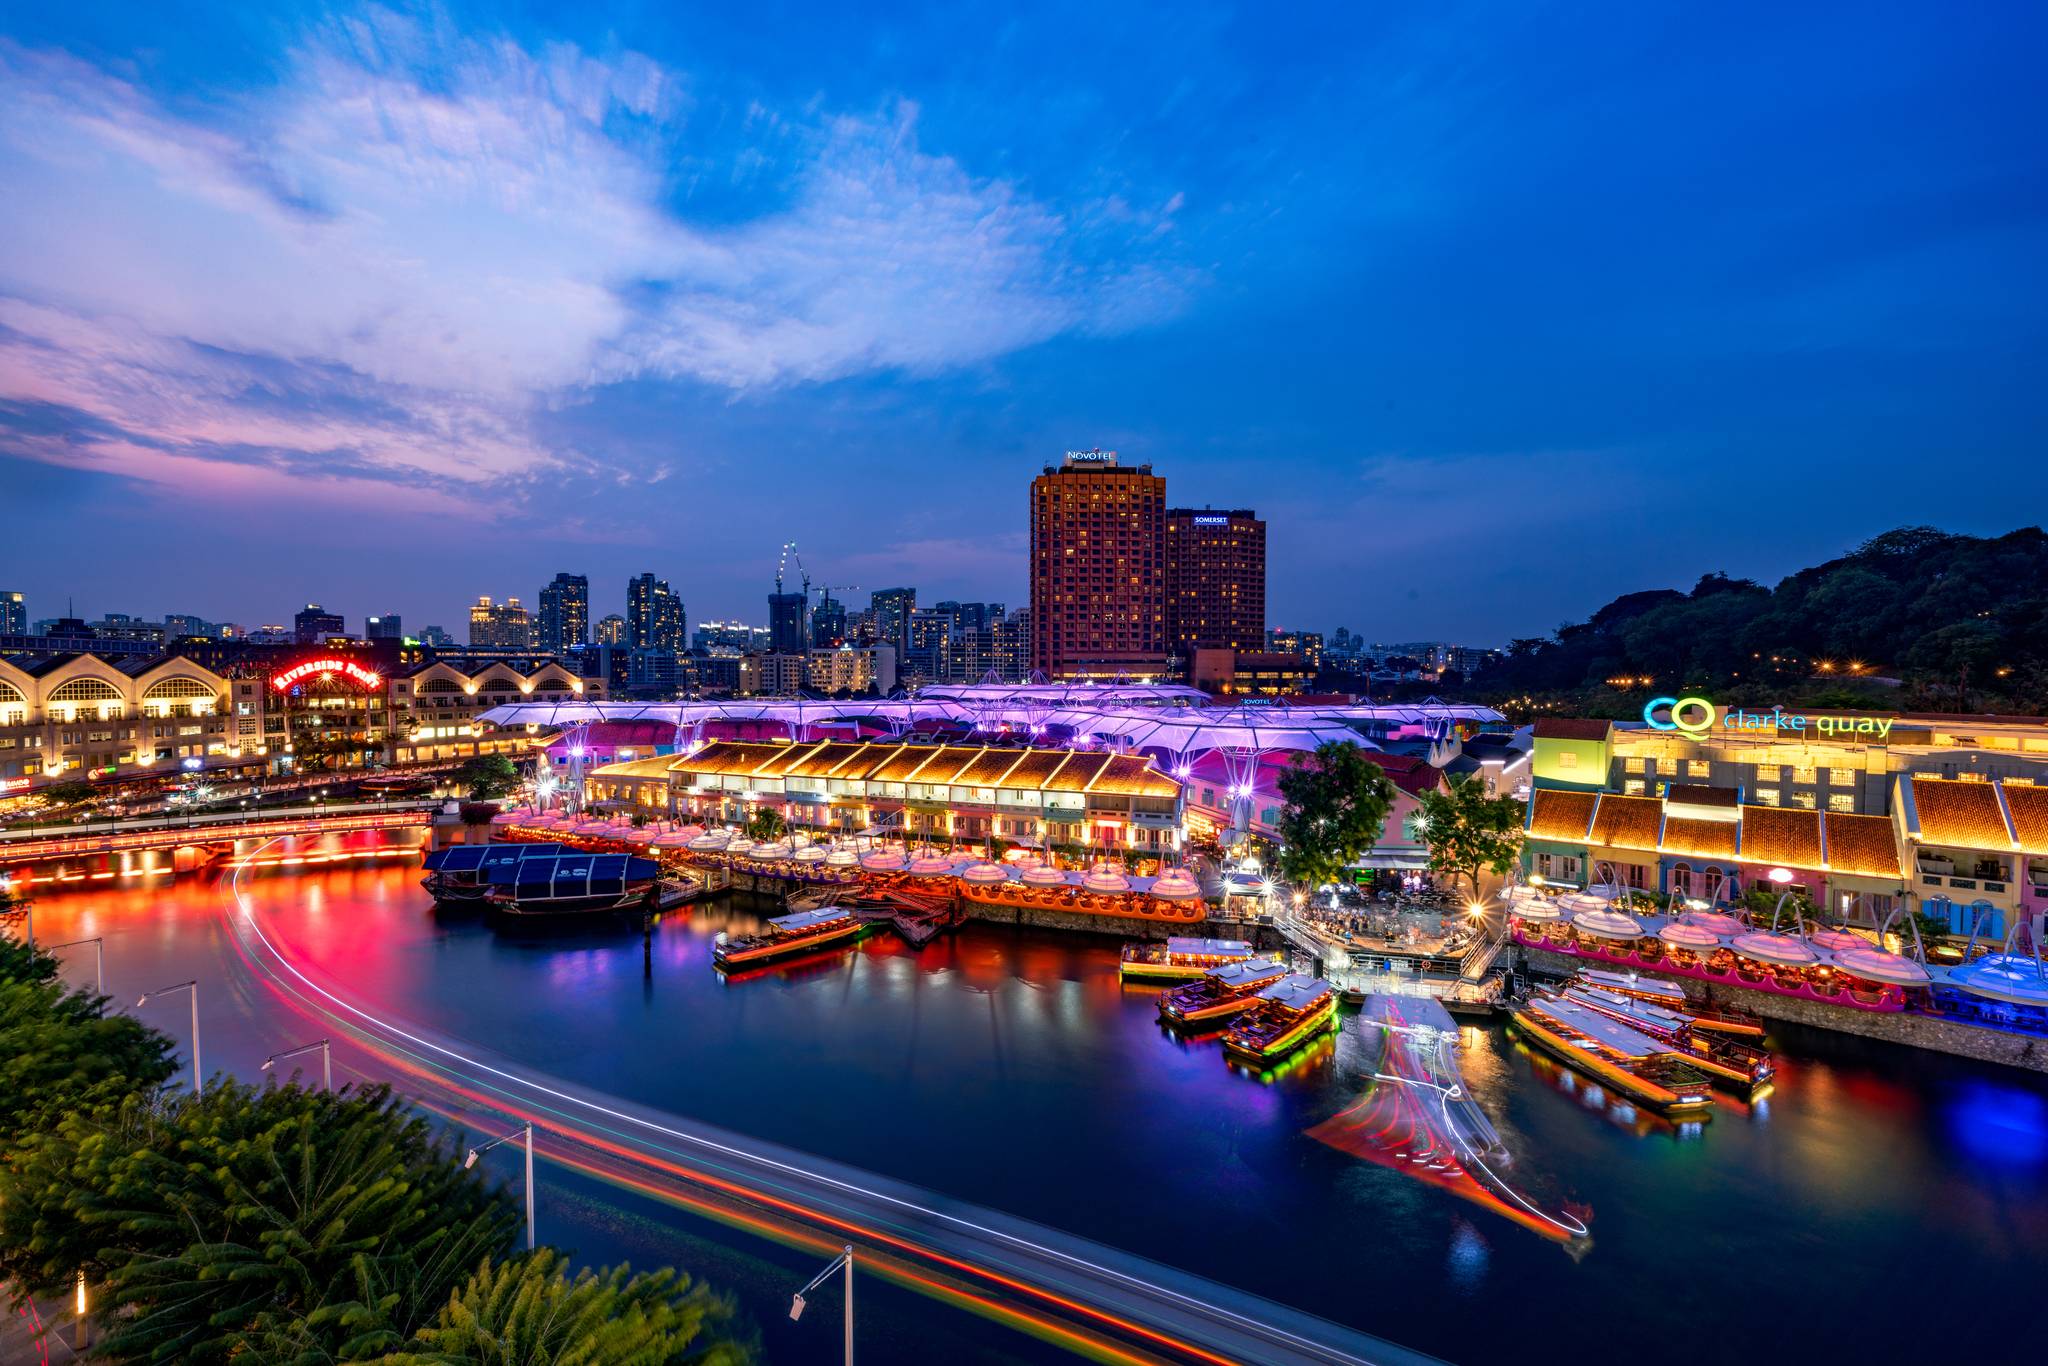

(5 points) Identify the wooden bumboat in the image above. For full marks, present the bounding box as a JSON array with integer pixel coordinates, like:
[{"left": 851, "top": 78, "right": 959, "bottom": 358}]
[
  {"left": 712, "top": 907, "right": 878, "bottom": 971},
  {"left": 1159, "top": 958, "right": 1289, "bottom": 1028},
  {"left": 1120, "top": 936, "right": 1256, "bottom": 982},
  {"left": 1508, "top": 994, "right": 1716, "bottom": 1115},
  {"left": 1222, "top": 975, "right": 1338, "bottom": 1063},
  {"left": 1562, "top": 984, "right": 1773, "bottom": 1089},
  {"left": 1574, "top": 968, "right": 1767, "bottom": 1037}
]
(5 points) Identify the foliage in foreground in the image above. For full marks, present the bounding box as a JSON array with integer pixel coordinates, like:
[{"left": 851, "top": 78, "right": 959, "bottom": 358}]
[
  {"left": 1415, "top": 773, "right": 1525, "bottom": 896},
  {"left": 0, "top": 936, "right": 177, "bottom": 1147},
  {"left": 374, "top": 1249, "right": 747, "bottom": 1366}
]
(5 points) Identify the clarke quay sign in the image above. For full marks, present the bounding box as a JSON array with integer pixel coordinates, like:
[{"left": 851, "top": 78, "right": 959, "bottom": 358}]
[
  {"left": 271, "top": 658, "right": 383, "bottom": 692},
  {"left": 1643, "top": 696, "right": 1895, "bottom": 740}
]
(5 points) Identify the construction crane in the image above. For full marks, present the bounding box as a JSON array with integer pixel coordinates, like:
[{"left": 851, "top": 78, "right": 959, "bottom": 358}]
[
  {"left": 811, "top": 583, "right": 861, "bottom": 606},
  {"left": 774, "top": 541, "right": 807, "bottom": 598}
]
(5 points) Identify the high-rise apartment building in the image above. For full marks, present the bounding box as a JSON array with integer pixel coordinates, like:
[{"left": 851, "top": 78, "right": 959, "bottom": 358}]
[
  {"left": 0, "top": 592, "right": 24, "bottom": 636},
  {"left": 537, "top": 573, "right": 590, "bottom": 653},
  {"left": 1165, "top": 508, "right": 1266, "bottom": 660},
  {"left": 365, "top": 614, "right": 403, "bottom": 640},
  {"left": 811, "top": 595, "right": 848, "bottom": 648},
  {"left": 869, "top": 588, "right": 916, "bottom": 653},
  {"left": 294, "top": 603, "right": 345, "bottom": 644},
  {"left": 767, "top": 592, "right": 808, "bottom": 654},
  {"left": 594, "top": 614, "right": 628, "bottom": 647},
  {"left": 468, "top": 596, "right": 532, "bottom": 651},
  {"left": 627, "top": 574, "right": 686, "bottom": 652},
  {"left": 1029, "top": 450, "right": 1167, "bottom": 679}
]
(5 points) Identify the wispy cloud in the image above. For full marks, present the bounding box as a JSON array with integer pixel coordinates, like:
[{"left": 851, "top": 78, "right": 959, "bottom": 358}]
[{"left": 0, "top": 13, "right": 1191, "bottom": 504}]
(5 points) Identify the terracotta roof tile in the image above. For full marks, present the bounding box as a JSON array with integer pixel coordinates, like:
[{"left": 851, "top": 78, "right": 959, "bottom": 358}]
[
  {"left": 1045, "top": 752, "right": 1113, "bottom": 793},
  {"left": 1910, "top": 777, "right": 2014, "bottom": 849},
  {"left": 1589, "top": 794, "right": 1663, "bottom": 852},
  {"left": 868, "top": 745, "right": 951, "bottom": 782},
  {"left": 953, "top": 748, "right": 1028, "bottom": 787},
  {"left": 996, "top": 750, "right": 1072, "bottom": 789},
  {"left": 1085, "top": 755, "right": 1181, "bottom": 798},
  {"left": 751, "top": 740, "right": 827, "bottom": 776},
  {"left": 1822, "top": 812, "right": 1905, "bottom": 878},
  {"left": 1660, "top": 816, "right": 1739, "bottom": 861},
  {"left": 1741, "top": 805, "right": 1824, "bottom": 871},
  {"left": 781, "top": 742, "right": 874, "bottom": 778},
  {"left": 1527, "top": 789, "right": 1598, "bottom": 842},
  {"left": 2002, "top": 782, "right": 2048, "bottom": 856}
]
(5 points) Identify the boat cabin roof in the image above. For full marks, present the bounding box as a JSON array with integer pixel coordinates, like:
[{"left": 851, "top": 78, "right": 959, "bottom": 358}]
[
  {"left": 1168, "top": 936, "right": 1250, "bottom": 955},
  {"left": 1210, "top": 958, "right": 1285, "bottom": 985},
  {"left": 769, "top": 908, "right": 852, "bottom": 933},
  {"left": 485, "top": 852, "right": 658, "bottom": 892},
  {"left": 1256, "top": 974, "right": 1331, "bottom": 1009},
  {"left": 425, "top": 842, "right": 569, "bottom": 872},
  {"left": 1567, "top": 985, "right": 1689, "bottom": 1028},
  {"left": 1579, "top": 967, "right": 1687, "bottom": 1002},
  {"left": 1528, "top": 995, "right": 1666, "bottom": 1058}
]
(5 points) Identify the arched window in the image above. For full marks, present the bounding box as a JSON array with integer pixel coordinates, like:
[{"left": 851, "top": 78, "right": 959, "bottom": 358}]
[
  {"left": 419, "top": 678, "right": 464, "bottom": 695},
  {"left": 1669, "top": 862, "right": 1692, "bottom": 899},
  {"left": 0, "top": 679, "right": 24, "bottom": 725},
  {"left": 48, "top": 676, "right": 124, "bottom": 720},
  {"left": 143, "top": 675, "right": 219, "bottom": 717}
]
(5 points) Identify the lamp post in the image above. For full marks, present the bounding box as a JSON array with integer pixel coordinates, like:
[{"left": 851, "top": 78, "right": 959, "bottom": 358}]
[
  {"left": 45, "top": 936, "right": 104, "bottom": 995},
  {"left": 789, "top": 1244, "right": 854, "bottom": 1366},
  {"left": 137, "top": 980, "right": 201, "bottom": 1096},
  {"left": 464, "top": 1123, "right": 535, "bottom": 1250},
  {"left": 261, "top": 1038, "right": 332, "bottom": 1092}
]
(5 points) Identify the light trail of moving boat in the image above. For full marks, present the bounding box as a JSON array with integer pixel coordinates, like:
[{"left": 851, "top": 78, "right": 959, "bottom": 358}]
[{"left": 218, "top": 843, "right": 1440, "bottom": 1366}]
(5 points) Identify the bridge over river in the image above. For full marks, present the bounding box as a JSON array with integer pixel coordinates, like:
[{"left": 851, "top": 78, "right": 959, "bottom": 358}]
[{"left": 0, "top": 799, "right": 437, "bottom": 874}]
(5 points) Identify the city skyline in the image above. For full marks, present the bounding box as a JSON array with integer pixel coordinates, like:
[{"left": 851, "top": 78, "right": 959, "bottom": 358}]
[{"left": 5, "top": 4, "right": 2043, "bottom": 640}]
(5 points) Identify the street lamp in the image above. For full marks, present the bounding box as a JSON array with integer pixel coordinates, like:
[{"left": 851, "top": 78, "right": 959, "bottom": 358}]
[
  {"left": 464, "top": 1123, "right": 535, "bottom": 1250},
  {"left": 790, "top": 1244, "right": 854, "bottom": 1366},
  {"left": 137, "top": 980, "right": 202, "bottom": 1096},
  {"left": 45, "top": 936, "right": 104, "bottom": 995},
  {"left": 261, "top": 1038, "right": 332, "bottom": 1092}
]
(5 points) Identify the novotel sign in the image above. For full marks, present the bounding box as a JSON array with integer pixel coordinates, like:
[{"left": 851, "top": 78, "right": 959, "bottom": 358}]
[
  {"left": 271, "top": 658, "right": 383, "bottom": 692},
  {"left": 1643, "top": 696, "right": 1895, "bottom": 740},
  {"left": 1064, "top": 449, "right": 1118, "bottom": 464}
]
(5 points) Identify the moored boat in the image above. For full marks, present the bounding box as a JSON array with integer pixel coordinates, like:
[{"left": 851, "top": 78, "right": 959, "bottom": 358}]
[
  {"left": 422, "top": 841, "right": 571, "bottom": 905},
  {"left": 483, "top": 850, "right": 666, "bottom": 919},
  {"left": 1223, "top": 975, "right": 1338, "bottom": 1063},
  {"left": 1575, "top": 967, "right": 1766, "bottom": 1037},
  {"left": 1119, "top": 936, "right": 1256, "bottom": 982},
  {"left": 1508, "top": 994, "right": 1715, "bottom": 1115},
  {"left": 1562, "top": 984, "right": 1773, "bottom": 1089},
  {"left": 712, "top": 906, "right": 877, "bottom": 971},
  {"left": 1160, "top": 957, "right": 1289, "bottom": 1028}
]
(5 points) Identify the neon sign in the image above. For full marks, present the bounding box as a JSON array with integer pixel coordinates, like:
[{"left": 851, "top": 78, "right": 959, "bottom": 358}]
[
  {"left": 1643, "top": 696, "right": 1894, "bottom": 740},
  {"left": 271, "top": 658, "right": 382, "bottom": 692}
]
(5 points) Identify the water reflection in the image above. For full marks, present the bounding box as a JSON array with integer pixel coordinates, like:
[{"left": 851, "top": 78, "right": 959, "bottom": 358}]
[{"left": 19, "top": 855, "right": 2048, "bottom": 1366}]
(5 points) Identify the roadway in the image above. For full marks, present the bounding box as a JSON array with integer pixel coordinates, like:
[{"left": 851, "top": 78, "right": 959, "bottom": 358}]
[{"left": 214, "top": 841, "right": 1445, "bottom": 1366}]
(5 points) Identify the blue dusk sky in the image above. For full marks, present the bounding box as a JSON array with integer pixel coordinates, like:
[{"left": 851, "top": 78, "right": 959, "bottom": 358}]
[{"left": 2, "top": 2, "right": 2044, "bottom": 642}]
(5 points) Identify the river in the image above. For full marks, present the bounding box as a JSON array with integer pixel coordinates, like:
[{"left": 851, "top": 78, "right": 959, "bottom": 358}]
[{"left": 18, "top": 839, "right": 2048, "bottom": 1365}]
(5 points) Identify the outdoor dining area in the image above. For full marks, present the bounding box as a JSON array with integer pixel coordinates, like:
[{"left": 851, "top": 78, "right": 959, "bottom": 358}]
[{"left": 1504, "top": 878, "right": 1929, "bottom": 1012}]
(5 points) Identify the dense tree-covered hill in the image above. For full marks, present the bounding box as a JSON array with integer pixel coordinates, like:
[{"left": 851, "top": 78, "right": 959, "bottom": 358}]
[{"left": 1473, "top": 527, "right": 2048, "bottom": 714}]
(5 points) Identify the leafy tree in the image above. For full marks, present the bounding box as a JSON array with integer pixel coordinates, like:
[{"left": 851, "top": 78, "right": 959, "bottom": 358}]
[
  {"left": 375, "top": 1249, "right": 749, "bottom": 1366},
  {"left": 1415, "top": 774, "right": 1525, "bottom": 897},
  {"left": 0, "top": 1082, "right": 519, "bottom": 1361},
  {"left": 1273, "top": 742, "right": 1395, "bottom": 891},
  {"left": 458, "top": 754, "right": 521, "bottom": 801},
  {"left": 0, "top": 937, "right": 177, "bottom": 1143},
  {"left": 744, "top": 807, "right": 786, "bottom": 841},
  {"left": 41, "top": 780, "right": 96, "bottom": 807}
]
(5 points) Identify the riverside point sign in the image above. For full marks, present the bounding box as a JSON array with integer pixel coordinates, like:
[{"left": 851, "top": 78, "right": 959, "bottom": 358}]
[{"left": 1643, "top": 696, "right": 1896, "bottom": 740}]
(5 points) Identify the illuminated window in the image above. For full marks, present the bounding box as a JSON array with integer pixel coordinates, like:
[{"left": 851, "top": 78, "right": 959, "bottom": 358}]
[
  {"left": 1827, "top": 793, "right": 1856, "bottom": 813},
  {"left": 1755, "top": 786, "right": 1781, "bottom": 806}
]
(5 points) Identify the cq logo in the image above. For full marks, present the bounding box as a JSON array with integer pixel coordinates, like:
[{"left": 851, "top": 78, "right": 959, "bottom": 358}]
[{"left": 1643, "top": 695, "right": 1715, "bottom": 734}]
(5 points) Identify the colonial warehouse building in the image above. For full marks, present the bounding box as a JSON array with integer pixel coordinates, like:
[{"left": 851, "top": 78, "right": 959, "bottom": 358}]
[
  {"left": 0, "top": 650, "right": 601, "bottom": 798},
  {"left": 588, "top": 739, "right": 1184, "bottom": 855},
  {"left": 1525, "top": 704, "right": 2048, "bottom": 938}
]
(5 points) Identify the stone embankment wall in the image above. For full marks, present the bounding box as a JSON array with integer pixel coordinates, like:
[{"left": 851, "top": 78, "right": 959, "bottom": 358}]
[
  {"left": 959, "top": 901, "right": 1181, "bottom": 939},
  {"left": 1516, "top": 944, "right": 2048, "bottom": 1074}
]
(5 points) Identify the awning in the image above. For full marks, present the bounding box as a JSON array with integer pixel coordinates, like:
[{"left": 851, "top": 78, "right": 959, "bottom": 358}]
[{"left": 1347, "top": 852, "right": 1431, "bottom": 871}]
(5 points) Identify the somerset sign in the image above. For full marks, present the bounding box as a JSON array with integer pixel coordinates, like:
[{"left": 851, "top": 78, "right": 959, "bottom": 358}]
[
  {"left": 1643, "top": 696, "right": 1896, "bottom": 740},
  {"left": 271, "top": 658, "right": 382, "bottom": 692}
]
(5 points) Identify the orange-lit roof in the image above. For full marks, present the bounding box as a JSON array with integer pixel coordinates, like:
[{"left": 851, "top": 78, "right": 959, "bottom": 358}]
[
  {"left": 679, "top": 742, "right": 788, "bottom": 777},
  {"left": 591, "top": 754, "right": 674, "bottom": 781},
  {"left": 1085, "top": 754, "right": 1180, "bottom": 798},
  {"left": 1741, "top": 805, "right": 1824, "bottom": 871},
  {"left": 1909, "top": 776, "right": 2014, "bottom": 849},
  {"left": 1527, "top": 789, "right": 1598, "bottom": 842},
  {"left": 953, "top": 748, "right": 1028, "bottom": 787},
  {"left": 781, "top": 742, "right": 874, "bottom": 778},
  {"left": 998, "top": 750, "right": 1074, "bottom": 789},
  {"left": 751, "top": 740, "right": 827, "bottom": 776},
  {"left": 1046, "top": 752, "right": 1113, "bottom": 793},
  {"left": 867, "top": 745, "right": 950, "bottom": 782},
  {"left": 1822, "top": 812, "right": 1905, "bottom": 878},
  {"left": 2002, "top": 782, "right": 2048, "bottom": 855},
  {"left": 1589, "top": 794, "right": 1663, "bottom": 852},
  {"left": 1660, "top": 816, "right": 1739, "bottom": 861}
]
